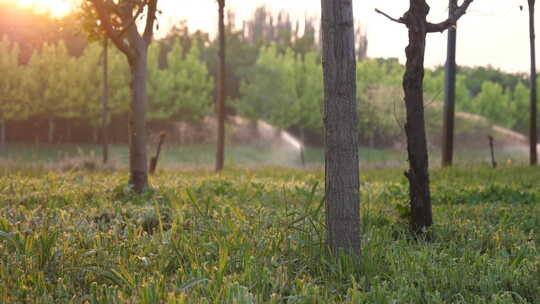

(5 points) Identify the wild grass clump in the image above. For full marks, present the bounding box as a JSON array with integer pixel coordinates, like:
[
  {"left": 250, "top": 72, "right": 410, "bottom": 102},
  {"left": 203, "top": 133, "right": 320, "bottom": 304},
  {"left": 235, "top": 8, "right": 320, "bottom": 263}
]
[{"left": 0, "top": 167, "right": 539, "bottom": 303}]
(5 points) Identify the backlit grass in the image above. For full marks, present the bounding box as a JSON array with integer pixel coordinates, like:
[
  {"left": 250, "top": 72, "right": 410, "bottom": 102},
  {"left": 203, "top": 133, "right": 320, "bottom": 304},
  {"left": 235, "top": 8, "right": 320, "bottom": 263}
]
[{"left": 0, "top": 167, "right": 539, "bottom": 303}]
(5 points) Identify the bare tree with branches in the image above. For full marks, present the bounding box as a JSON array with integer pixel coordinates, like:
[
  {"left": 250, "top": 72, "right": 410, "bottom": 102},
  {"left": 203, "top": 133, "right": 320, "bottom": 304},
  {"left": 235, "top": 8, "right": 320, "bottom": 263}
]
[{"left": 376, "top": 0, "right": 474, "bottom": 234}]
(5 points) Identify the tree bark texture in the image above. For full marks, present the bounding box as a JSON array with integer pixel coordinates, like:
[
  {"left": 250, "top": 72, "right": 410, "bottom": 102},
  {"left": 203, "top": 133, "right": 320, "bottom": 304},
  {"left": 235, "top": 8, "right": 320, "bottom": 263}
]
[
  {"left": 403, "top": 1, "right": 433, "bottom": 233},
  {"left": 442, "top": 0, "right": 458, "bottom": 168},
  {"left": 102, "top": 37, "right": 110, "bottom": 165},
  {"left": 128, "top": 51, "right": 149, "bottom": 192},
  {"left": 529, "top": 0, "right": 538, "bottom": 165},
  {"left": 215, "top": 0, "right": 227, "bottom": 172},
  {"left": 320, "top": 0, "right": 361, "bottom": 256}
]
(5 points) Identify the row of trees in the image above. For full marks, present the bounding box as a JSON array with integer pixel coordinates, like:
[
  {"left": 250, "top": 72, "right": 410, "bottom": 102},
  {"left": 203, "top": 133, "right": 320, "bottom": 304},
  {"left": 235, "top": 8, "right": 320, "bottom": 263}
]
[
  {"left": 2, "top": 0, "right": 536, "bottom": 255},
  {"left": 0, "top": 37, "right": 213, "bottom": 146},
  {"left": 1, "top": 35, "right": 537, "bottom": 148}
]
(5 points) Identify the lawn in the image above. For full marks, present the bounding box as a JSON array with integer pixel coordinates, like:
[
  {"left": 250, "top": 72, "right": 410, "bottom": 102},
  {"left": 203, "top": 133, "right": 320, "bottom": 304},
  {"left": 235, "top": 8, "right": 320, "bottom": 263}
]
[
  {"left": 0, "top": 167, "right": 539, "bottom": 303},
  {"left": 0, "top": 143, "right": 529, "bottom": 170},
  {"left": 0, "top": 143, "right": 404, "bottom": 168}
]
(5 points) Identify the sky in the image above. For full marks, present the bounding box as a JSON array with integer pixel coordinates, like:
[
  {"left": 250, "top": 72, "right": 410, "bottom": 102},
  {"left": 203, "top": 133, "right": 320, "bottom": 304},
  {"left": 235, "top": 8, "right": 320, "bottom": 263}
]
[
  {"left": 155, "top": 0, "right": 531, "bottom": 73},
  {"left": 7, "top": 0, "right": 534, "bottom": 73}
]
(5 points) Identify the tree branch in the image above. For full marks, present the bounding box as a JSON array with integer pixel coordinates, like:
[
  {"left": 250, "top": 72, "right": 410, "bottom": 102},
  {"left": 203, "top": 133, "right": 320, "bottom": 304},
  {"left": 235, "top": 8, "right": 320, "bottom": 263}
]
[
  {"left": 117, "top": 0, "right": 148, "bottom": 39},
  {"left": 374, "top": 8, "right": 405, "bottom": 25},
  {"left": 426, "top": 0, "right": 475, "bottom": 33},
  {"left": 90, "top": 0, "right": 135, "bottom": 59},
  {"left": 143, "top": 0, "right": 158, "bottom": 44}
]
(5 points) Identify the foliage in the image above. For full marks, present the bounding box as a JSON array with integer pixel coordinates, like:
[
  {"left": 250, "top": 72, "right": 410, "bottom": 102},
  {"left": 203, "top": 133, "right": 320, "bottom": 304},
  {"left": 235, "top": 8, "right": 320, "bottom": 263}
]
[
  {"left": 73, "top": 42, "right": 130, "bottom": 128},
  {"left": 0, "top": 167, "right": 539, "bottom": 302},
  {"left": 0, "top": 36, "right": 26, "bottom": 123},
  {"left": 0, "top": 10, "right": 537, "bottom": 146},
  {"left": 236, "top": 45, "right": 300, "bottom": 129},
  {"left": 468, "top": 81, "right": 514, "bottom": 128},
  {"left": 27, "top": 41, "right": 74, "bottom": 121},
  {"left": 148, "top": 40, "right": 214, "bottom": 122}
]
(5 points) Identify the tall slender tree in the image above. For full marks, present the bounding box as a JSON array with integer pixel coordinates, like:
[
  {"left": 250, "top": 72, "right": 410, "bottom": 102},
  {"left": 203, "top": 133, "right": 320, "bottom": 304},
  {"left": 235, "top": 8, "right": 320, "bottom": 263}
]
[
  {"left": 27, "top": 42, "right": 73, "bottom": 144},
  {"left": 0, "top": 37, "right": 25, "bottom": 148},
  {"left": 86, "top": 0, "right": 159, "bottom": 192},
  {"left": 215, "top": 0, "right": 227, "bottom": 172},
  {"left": 79, "top": 2, "right": 111, "bottom": 164},
  {"left": 376, "top": 0, "right": 474, "bottom": 234},
  {"left": 528, "top": 0, "right": 538, "bottom": 165},
  {"left": 320, "top": 0, "right": 361, "bottom": 255},
  {"left": 442, "top": 0, "right": 458, "bottom": 167},
  {"left": 102, "top": 37, "right": 109, "bottom": 164}
]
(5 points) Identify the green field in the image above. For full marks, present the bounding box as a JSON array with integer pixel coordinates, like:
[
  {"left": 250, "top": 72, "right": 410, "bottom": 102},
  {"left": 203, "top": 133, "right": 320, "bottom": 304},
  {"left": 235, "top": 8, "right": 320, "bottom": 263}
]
[
  {"left": 0, "top": 143, "right": 407, "bottom": 169},
  {"left": 0, "top": 167, "right": 539, "bottom": 303},
  {"left": 0, "top": 143, "right": 530, "bottom": 170}
]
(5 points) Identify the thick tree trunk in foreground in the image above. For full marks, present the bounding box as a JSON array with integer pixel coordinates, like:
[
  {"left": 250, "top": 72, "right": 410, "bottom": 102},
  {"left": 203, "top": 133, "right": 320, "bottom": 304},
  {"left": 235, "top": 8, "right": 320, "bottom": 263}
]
[
  {"left": 403, "top": 1, "right": 433, "bottom": 234},
  {"left": 529, "top": 0, "right": 538, "bottom": 165},
  {"left": 128, "top": 52, "right": 149, "bottom": 192},
  {"left": 102, "top": 37, "right": 110, "bottom": 165},
  {"left": 321, "top": 0, "right": 361, "bottom": 256},
  {"left": 442, "top": 0, "right": 458, "bottom": 168},
  {"left": 215, "top": 0, "right": 227, "bottom": 172}
]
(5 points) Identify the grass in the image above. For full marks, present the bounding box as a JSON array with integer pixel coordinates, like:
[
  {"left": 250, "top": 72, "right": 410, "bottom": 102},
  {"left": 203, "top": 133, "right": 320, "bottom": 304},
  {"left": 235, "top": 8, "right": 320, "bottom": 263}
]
[
  {"left": 0, "top": 143, "right": 407, "bottom": 168},
  {"left": 0, "top": 142, "right": 530, "bottom": 170},
  {"left": 0, "top": 166, "right": 539, "bottom": 303}
]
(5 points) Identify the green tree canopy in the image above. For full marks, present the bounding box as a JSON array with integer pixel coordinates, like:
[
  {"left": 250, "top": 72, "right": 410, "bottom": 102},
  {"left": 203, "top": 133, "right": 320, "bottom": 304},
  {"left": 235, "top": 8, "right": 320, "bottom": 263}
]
[{"left": 148, "top": 40, "right": 214, "bottom": 122}]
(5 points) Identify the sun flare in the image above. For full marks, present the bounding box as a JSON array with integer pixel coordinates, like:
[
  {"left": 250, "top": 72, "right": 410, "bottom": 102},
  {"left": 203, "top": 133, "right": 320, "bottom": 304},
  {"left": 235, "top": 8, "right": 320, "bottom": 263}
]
[{"left": 14, "top": 0, "right": 73, "bottom": 16}]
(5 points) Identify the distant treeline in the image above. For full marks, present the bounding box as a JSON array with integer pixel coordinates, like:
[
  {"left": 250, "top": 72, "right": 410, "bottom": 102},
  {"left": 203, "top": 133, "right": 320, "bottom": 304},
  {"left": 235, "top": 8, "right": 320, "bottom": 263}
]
[{"left": 0, "top": 4, "right": 534, "bottom": 147}]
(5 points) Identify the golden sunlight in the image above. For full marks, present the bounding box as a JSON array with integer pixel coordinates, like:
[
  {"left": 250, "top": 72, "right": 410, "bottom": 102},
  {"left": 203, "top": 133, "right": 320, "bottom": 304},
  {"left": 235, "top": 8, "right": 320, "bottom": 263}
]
[{"left": 13, "top": 0, "right": 73, "bottom": 16}]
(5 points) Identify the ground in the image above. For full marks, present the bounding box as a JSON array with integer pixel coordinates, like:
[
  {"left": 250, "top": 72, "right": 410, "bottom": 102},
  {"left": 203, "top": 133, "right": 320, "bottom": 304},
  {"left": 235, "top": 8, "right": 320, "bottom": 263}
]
[{"left": 0, "top": 166, "right": 539, "bottom": 303}]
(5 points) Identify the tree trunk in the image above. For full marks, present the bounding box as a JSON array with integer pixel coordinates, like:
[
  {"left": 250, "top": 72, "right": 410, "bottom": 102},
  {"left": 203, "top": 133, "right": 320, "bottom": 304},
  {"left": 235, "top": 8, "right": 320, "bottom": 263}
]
[
  {"left": 0, "top": 120, "right": 5, "bottom": 148},
  {"left": 299, "top": 128, "right": 306, "bottom": 167},
  {"left": 403, "top": 1, "right": 433, "bottom": 234},
  {"left": 215, "top": 0, "right": 227, "bottom": 172},
  {"left": 442, "top": 0, "right": 458, "bottom": 168},
  {"left": 102, "top": 37, "right": 110, "bottom": 165},
  {"left": 92, "top": 128, "right": 98, "bottom": 144},
  {"left": 66, "top": 121, "right": 72, "bottom": 143},
  {"left": 320, "top": 0, "right": 361, "bottom": 256},
  {"left": 48, "top": 118, "right": 55, "bottom": 144},
  {"left": 529, "top": 0, "right": 538, "bottom": 165},
  {"left": 128, "top": 52, "right": 149, "bottom": 192}
]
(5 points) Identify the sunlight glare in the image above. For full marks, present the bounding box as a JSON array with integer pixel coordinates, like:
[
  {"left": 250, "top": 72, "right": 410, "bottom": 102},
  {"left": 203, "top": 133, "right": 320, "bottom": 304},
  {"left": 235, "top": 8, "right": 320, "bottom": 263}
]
[{"left": 16, "top": 0, "right": 73, "bottom": 16}]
